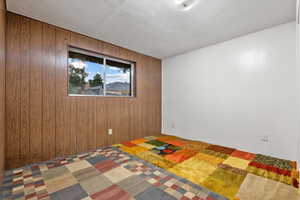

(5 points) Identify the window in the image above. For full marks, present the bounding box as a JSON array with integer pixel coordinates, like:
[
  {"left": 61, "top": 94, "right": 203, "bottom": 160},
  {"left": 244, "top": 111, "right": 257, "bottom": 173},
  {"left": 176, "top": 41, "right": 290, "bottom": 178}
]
[{"left": 68, "top": 47, "right": 134, "bottom": 97}]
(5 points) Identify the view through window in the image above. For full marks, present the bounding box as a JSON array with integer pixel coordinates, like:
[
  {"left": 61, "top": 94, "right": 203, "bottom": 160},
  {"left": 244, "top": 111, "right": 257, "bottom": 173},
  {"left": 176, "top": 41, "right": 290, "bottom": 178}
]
[{"left": 68, "top": 47, "right": 134, "bottom": 97}]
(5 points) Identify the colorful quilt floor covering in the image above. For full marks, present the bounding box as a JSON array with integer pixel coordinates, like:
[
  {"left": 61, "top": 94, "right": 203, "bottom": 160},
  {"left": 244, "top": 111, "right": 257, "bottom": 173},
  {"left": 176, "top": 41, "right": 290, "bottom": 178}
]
[
  {"left": 0, "top": 135, "right": 299, "bottom": 200},
  {"left": 116, "top": 135, "right": 300, "bottom": 200}
]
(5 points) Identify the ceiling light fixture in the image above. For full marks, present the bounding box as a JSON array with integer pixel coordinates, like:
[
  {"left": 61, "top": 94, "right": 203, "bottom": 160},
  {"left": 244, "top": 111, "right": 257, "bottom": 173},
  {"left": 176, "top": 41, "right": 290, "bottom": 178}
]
[{"left": 175, "top": 0, "right": 198, "bottom": 11}]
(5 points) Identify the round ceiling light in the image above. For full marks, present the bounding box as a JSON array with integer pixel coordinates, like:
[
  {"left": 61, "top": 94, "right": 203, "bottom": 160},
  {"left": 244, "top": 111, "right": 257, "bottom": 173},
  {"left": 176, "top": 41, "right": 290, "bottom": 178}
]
[{"left": 175, "top": 0, "right": 199, "bottom": 11}]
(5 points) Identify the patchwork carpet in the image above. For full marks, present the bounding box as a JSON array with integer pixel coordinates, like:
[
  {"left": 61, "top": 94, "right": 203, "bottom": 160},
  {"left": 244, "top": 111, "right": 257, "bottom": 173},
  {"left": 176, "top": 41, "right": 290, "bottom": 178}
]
[
  {"left": 116, "top": 135, "right": 300, "bottom": 200},
  {"left": 1, "top": 146, "right": 228, "bottom": 200},
  {"left": 1, "top": 135, "right": 299, "bottom": 200}
]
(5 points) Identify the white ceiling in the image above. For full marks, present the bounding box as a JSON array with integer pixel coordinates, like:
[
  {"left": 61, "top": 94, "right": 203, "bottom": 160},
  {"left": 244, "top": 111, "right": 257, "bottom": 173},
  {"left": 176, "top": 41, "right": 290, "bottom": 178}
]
[{"left": 7, "top": 0, "right": 297, "bottom": 59}]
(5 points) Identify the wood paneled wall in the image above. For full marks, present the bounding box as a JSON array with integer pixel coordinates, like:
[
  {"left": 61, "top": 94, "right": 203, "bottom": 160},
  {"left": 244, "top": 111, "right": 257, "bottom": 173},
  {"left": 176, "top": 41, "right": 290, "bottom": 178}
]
[
  {"left": 6, "top": 12, "right": 162, "bottom": 169},
  {"left": 0, "top": 0, "right": 6, "bottom": 181}
]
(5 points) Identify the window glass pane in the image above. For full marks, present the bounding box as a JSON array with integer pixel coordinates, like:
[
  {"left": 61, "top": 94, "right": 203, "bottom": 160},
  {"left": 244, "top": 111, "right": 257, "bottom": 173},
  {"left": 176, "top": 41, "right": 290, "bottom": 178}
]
[
  {"left": 68, "top": 51, "right": 105, "bottom": 95},
  {"left": 105, "top": 59, "right": 132, "bottom": 96}
]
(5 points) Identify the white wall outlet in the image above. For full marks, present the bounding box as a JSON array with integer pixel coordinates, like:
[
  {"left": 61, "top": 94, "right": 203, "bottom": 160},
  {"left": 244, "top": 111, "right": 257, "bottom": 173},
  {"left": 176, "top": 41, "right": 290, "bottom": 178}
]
[
  {"left": 261, "top": 135, "right": 269, "bottom": 143},
  {"left": 108, "top": 129, "right": 113, "bottom": 135}
]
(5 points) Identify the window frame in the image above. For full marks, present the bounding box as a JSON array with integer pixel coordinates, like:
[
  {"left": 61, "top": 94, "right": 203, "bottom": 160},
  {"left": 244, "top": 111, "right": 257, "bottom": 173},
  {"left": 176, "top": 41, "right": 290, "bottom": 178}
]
[{"left": 67, "top": 46, "right": 135, "bottom": 98}]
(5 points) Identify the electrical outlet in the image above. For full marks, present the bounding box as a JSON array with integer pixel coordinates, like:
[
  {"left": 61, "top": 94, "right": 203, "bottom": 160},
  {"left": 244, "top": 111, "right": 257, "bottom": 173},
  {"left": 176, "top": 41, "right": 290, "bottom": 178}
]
[
  {"left": 108, "top": 129, "right": 113, "bottom": 135},
  {"left": 261, "top": 135, "right": 269, "bottom": 143}
]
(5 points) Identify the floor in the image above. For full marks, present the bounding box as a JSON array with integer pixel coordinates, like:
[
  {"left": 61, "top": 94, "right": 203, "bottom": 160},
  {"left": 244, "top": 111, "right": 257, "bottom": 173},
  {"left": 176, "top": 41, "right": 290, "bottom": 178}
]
[
  {"left": 117, "top": 135, "right": 300, "bottom": 200},
  {"left": 1, "top": 146, "right": 226, "bottom": 200},
  {"left": 1, "top": 135, "right": 299, "bottom": 200}
]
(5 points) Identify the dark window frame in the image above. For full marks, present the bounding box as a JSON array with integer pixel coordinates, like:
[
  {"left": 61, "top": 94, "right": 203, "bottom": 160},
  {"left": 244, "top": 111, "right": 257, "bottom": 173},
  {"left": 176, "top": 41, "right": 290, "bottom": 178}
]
[{"left": 67, "top": 46, "right": 135, "bottom": 97}]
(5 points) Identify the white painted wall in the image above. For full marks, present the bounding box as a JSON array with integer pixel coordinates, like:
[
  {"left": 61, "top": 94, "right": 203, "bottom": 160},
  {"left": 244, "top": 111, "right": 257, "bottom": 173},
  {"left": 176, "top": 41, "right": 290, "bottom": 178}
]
[{"left": 163, "top": 22, "right": 299, "bottom": 161}]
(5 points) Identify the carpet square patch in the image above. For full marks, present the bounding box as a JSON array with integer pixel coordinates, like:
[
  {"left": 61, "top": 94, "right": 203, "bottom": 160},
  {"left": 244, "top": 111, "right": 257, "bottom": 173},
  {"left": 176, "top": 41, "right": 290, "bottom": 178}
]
[
  {"left": 130, "top": 138, "right": 148, "bottom": 145},
  {"left": 25, "top": 192, "right": 38, "bottom": 199},
  {"left": 138, "top": 143, "right": 156, "bottom": 149},
  {"left": 202, "top": 149, "right": 229, "bottom": 159},
  {"left": 165, "top": 139, "right": 186, "bottom": 147},
  {"left": 94, "top": 160, "right": 118, "bottom": 173},
  {"left": 128, "top": 181, "right": 153, "bottom": 197},
  {"left": 236, "top": 174, "right": 300, "bottom": 200},
  {"left": 39, "top": 164, "right": 49, "bottom": 173},
  {"left": 103, "top": 166, "right": 134, "bottom": 183},
  {"left": 80, "top": 175, "right": 113, "bottom": 195},
  {"left": 246, "top": 165, "right": 293, "bottom": 186},
  {"left": 122, "top": 160, "right": 152, "bottom": 175},
  {"left": 66, "top": 160, "right": 92, "bottom": 172},
  {"left": 165, "top": 149, "right": 197, "bottom": 163},
  {"left": 181, "top": 141, "right": 211, "bottom": 152},
  {"left": 193, "top": 152, "right": 225, "bottom": 166},
  {"left": 45, "top": 173, "right": 78, "bottom": 194},
  {"left": 202, "top": 167, "right": 246, "bottom": 199},
  {"left": 135, "top": 187, "right": 177, "bottom": 200},
  {"left": 230, "top": 150, "right": 256, "bottom": 161},
  {"left": 206, "top": 145, "right": 235, "bottom": 155},
  {"left": 13, "top": 169, "right": 23, "bottom": 174},
  {"left": 156, "top": 136, "right": 179, "bottom": 143},
  {"left": 218, "top": 163, "right": 248, "bottom": 176},
  {"left": 145, "top": 172, "right": 174, "bottom": 187},
  {"left": 117, "top": 175, "right": 144, "bottom": 189},
  {"left": 41, "top": 166, "right": 69, "bottom": 181},
  {"left": 24, "top": 185, "right": 35, "bottom": 196},
  {"left": 183, "top": 191, "right": 196, "bottom": 199},
  {"left": 117, "top": 175, "right": 152, "bottom": 196},
  {"left": 137, "top": 151, "right": 176, "bottom": 169},
  {"left": 146, "top": 140, "right": 167, "bottom": 147},
  {"left": 86, "top": 155, "right": 107, "bottom": 165},
  {"left": 164, "top": 187, "right": 183, "bottom": 199},
  {"left": 222, "top": 156, "right": 250, "bottom": 170},
  {"left": 12, "top": 185, "right": 24, "bottom": 195},
  {"left": 253, "top": 154, "right": 293, "bottom": 170},
  {"left": 90, "top": 184, "right": 131, "bottom": 200},
  {"left": 177, "top": 182, "right": 200, "bottom": 195},
  {"left": 144, "top": 136, "right": 158, "bottom": 140},
  {"left": 120, "top": 145, "right": 149, "bottom": 155},
  {"left": 50, "top": 184, "right": 88, "bottom": 200},
  {"left": 169, "top": 158, "right": 217, "bottom": 185},
  {"left": 122, "top": 141, "right": 137, "bottom": 147},
  {"left": 151, "top": 144, "right": 181, "bottom": 156},
  {"left": 35, "top": 186, "right": 48, "bottom": 199}
]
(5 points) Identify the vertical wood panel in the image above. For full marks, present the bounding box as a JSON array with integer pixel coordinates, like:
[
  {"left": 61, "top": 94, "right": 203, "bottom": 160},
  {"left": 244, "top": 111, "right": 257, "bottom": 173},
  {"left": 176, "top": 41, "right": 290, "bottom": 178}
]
[
  {"left": 19, "top": 17, "right": 31, "bottom": 165},
  {"left": 69, "top": 97, "right": 77, "bottom": 154},
  {"left": 6, "top": 13, "right": 20, "bottom": 169},
  {"left": 29, "top": 20, "right": 43, "bottom": 163},
  {"left": 0, "top": 0, "right": 4, "bottom": 10},
  {"left": 152, "top": 58, "right": 162, "bottom": 136},
  {"left": 55, "top": 28, "right": 71, "bottom": 157},
  {"left": 140, "top": 56, "right": 148, "bottom": 138},
  {"left": 42, "top": 24, "right": 56, "bottom": 161},
  {"left": 145, "top": 57, "right": 155, "bottom": 136},
  {"left": 5, "top": 12, "right": 162, "bottom": 169},
  {"left": 76, "top": 97, "right": 88, "bottom": 153},
  {"left": 0, "top": 0, "right": 6, "bottom": 180},
  {"left": 95, "top": 100, "right": 107, "bottom": 148},
  {"left": 130, "top": 54, "right": 144, "bottom": 140},
  {"left": 106, "top": 99, "right": 130, "bottom": 145}
]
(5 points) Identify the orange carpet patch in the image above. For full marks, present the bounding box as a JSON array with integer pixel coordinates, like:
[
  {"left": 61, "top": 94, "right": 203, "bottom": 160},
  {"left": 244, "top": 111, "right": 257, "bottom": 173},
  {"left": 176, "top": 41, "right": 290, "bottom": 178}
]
[
  {"left": 165, "top": 149, "right": 197, "bottom": 163},
  {"left": 165, "top": 139, "right": 186, "bottom": 147},
  {"left": 231, "top": 150, "right": 256, "bottom": 161}
]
